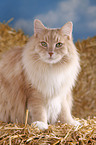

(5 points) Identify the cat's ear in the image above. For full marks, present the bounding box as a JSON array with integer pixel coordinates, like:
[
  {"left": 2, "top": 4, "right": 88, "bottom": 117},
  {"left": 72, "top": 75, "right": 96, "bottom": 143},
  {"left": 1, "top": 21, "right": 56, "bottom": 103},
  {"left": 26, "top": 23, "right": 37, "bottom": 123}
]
[
  {"left": 60, "top": 22, "right": 73, "bottom": 40},
  {"left": 34, "top": 19, "right": 46, "bottom": 36}
]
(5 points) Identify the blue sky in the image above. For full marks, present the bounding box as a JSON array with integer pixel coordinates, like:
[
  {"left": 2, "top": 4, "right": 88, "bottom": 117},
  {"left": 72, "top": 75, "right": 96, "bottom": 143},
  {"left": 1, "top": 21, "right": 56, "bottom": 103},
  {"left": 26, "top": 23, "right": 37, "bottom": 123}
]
[{"left": 0, "top": 0, "right": 96, "bottom": 41}]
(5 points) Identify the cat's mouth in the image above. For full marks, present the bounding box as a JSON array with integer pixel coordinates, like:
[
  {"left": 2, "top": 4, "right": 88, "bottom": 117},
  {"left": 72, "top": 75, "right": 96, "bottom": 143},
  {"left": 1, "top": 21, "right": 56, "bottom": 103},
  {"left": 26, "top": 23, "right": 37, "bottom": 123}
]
[
  {"left": 42, "top": 56, "right": 62, "bottom": 64},
  {"left": 39, "top": 53, "right": 63, "bottom": 64}
]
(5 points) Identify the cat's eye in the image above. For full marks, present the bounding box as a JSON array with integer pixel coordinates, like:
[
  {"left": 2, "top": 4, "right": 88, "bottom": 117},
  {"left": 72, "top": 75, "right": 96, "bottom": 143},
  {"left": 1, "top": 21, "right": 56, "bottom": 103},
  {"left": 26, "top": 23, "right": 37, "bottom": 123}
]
[
  {"left": 56, "top": 42, "right": 63, "bottom": 48},
  {"left": 41, "top": 41, "right": 47, "bottom": 47}
]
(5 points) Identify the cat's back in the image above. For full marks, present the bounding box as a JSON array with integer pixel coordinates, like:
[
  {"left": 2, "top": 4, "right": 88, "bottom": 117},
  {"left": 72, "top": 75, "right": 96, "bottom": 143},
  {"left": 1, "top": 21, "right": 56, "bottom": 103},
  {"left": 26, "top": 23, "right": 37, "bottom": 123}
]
[
  {"left": 0, "top": 47, "right": 23, "bottom": 78},
  {"left": 0, "top": 46, "right": 23, "bottom": 67},
  {"left": 0, "top": 47, "right": 27, "bottom": 123}
]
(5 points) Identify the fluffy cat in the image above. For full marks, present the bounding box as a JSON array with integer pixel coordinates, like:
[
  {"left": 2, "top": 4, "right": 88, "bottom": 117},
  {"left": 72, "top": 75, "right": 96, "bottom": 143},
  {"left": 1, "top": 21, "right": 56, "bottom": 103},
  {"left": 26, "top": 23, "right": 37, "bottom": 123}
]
[{"left": 0, "top": 19, "right": 80, "bottom": 130}]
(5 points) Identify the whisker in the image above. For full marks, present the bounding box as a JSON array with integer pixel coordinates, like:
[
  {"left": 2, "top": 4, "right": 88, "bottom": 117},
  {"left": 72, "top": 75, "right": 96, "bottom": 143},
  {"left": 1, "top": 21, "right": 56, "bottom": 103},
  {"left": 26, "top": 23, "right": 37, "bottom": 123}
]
[
  {"left": 29, "top": 53, "right": 42, "bottom": 64},
  {"left": 32, "top": 58, "right": 41, "bottom": 64},
  {"left": 59, "top": 58, "right": 68, "bottom": 65}
]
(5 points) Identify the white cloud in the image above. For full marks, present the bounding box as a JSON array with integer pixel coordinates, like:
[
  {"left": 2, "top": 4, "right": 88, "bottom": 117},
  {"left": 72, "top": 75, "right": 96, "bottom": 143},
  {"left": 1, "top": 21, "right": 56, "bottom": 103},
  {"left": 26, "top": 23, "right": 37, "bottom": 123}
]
[
  {"left": 14, "top": 19, "right": 34, "bottom": 35},
  {"left": 14, "top": 0, "right": 96, "bottom": 38},
  {"left": 35, "top": 0, "right": 81, "bottom": 27},
  {"left": 87, "top": 6, "right": 96, "bottom": 17},
  {"left": 88, "top": 20, "right": 96, "bottom": 30}
]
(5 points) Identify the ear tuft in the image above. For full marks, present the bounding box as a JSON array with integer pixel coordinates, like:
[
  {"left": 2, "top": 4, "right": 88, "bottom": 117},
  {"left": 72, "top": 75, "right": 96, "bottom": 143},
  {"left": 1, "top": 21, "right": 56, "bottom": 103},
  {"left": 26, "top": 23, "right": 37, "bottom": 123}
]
[
  {"left": 34, "top": 19, "right": 46, "bottom": 36},
  {"left": 60, "top": 21, "right": 73, "bottom": 39}
]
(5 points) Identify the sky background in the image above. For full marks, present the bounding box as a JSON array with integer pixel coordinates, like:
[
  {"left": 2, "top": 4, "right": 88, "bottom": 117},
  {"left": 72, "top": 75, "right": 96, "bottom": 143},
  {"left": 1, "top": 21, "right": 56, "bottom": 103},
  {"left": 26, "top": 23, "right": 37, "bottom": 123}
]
[{"left": 0, "top": 0, "right": 96, "bottom": 42}]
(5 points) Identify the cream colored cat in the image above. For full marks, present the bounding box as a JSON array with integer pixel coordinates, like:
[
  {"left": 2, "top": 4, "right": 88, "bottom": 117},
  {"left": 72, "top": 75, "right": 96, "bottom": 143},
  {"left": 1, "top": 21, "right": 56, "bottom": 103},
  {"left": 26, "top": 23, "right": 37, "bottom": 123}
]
[{"left": 0, "top": 19, "right": 80, "bottom": 130}]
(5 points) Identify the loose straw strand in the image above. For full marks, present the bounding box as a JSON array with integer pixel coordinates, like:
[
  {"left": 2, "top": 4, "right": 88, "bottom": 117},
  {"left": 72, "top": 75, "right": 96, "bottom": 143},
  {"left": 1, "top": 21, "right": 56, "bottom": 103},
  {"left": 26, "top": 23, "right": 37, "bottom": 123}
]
[{"left": 25, "top": 109, "right": 29, "bottom": 127}]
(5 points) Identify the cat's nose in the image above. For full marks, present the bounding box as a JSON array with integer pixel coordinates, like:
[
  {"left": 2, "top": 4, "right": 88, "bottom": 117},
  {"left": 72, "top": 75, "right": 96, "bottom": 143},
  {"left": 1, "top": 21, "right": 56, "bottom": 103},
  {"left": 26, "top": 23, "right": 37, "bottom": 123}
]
[{"left": 48, "top": 52, "right": 54, "bottom": 57}]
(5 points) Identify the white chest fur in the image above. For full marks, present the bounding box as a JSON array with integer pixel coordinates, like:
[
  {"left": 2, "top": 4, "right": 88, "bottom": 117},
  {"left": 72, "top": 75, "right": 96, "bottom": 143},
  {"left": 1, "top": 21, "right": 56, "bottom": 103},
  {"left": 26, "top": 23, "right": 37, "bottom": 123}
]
[
  {"left": 35, "top": 68, "right": 65, "bottom": 96},
  {"left": 46, "top": 96, "right": 61, "bottom": 124},
  {"left": 26, "top": 63, "right": 70, "bottom": 97}
]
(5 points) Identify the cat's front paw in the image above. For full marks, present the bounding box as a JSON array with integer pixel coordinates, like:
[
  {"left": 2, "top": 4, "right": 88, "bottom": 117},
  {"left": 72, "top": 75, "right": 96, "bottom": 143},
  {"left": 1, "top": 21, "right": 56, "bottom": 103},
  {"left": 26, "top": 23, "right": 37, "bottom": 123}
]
[
  {"left": 70, "top": 120, "right": 81, "bottom": 126},
  {"left": 32, "top": 121, "right": 48, "bottom": 130}
]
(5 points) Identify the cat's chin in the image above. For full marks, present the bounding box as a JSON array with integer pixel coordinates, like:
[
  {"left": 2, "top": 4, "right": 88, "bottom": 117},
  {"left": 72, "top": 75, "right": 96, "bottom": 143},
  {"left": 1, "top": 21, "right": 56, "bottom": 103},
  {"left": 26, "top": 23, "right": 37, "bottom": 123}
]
[
  {"left": 40, "top": 56, "right": 62, "bottom": 64},
  {"left": 42, "top": 59, "right": 60, "bottom": 64}
]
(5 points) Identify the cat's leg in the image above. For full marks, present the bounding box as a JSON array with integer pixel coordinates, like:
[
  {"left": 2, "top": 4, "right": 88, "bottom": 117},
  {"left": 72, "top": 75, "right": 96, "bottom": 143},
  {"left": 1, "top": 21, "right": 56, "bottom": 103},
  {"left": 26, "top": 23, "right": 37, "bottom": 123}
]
[
  {"left": 27, "top": 89, "right": 48, "bottom": 130},
  {"left": 59, "top": 93, "right": 80, "bottom": 126}
]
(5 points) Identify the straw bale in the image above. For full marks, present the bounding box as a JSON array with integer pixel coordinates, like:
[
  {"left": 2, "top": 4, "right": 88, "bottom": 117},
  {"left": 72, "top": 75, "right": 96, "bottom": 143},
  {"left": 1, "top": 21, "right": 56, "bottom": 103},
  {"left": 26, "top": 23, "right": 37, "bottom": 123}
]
[
  {"left": 0, "top": 22, "right": 96, "bottom": 144},
  {"left": 0, "top": 117, "right": 96, "bottom": 144},
  {"left": 73, "top": 37, "right": 96, "bottom": 119},
  {"left": 0, "top": 22, "right": 28, "bottom": 58}
]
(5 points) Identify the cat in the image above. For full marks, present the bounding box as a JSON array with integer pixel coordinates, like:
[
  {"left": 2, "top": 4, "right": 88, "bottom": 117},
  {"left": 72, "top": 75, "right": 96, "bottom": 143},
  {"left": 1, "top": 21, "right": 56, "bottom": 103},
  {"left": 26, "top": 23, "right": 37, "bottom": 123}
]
[{"left": 0, "top": 19, "right": 80, "bottom": 130}]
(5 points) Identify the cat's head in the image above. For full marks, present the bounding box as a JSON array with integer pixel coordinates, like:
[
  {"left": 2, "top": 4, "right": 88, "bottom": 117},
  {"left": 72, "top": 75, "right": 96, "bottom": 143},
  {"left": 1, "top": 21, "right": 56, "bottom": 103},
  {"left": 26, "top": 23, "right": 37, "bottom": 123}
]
[{"left": 33, "top": 19, "right": 75, "bottom": 64}]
